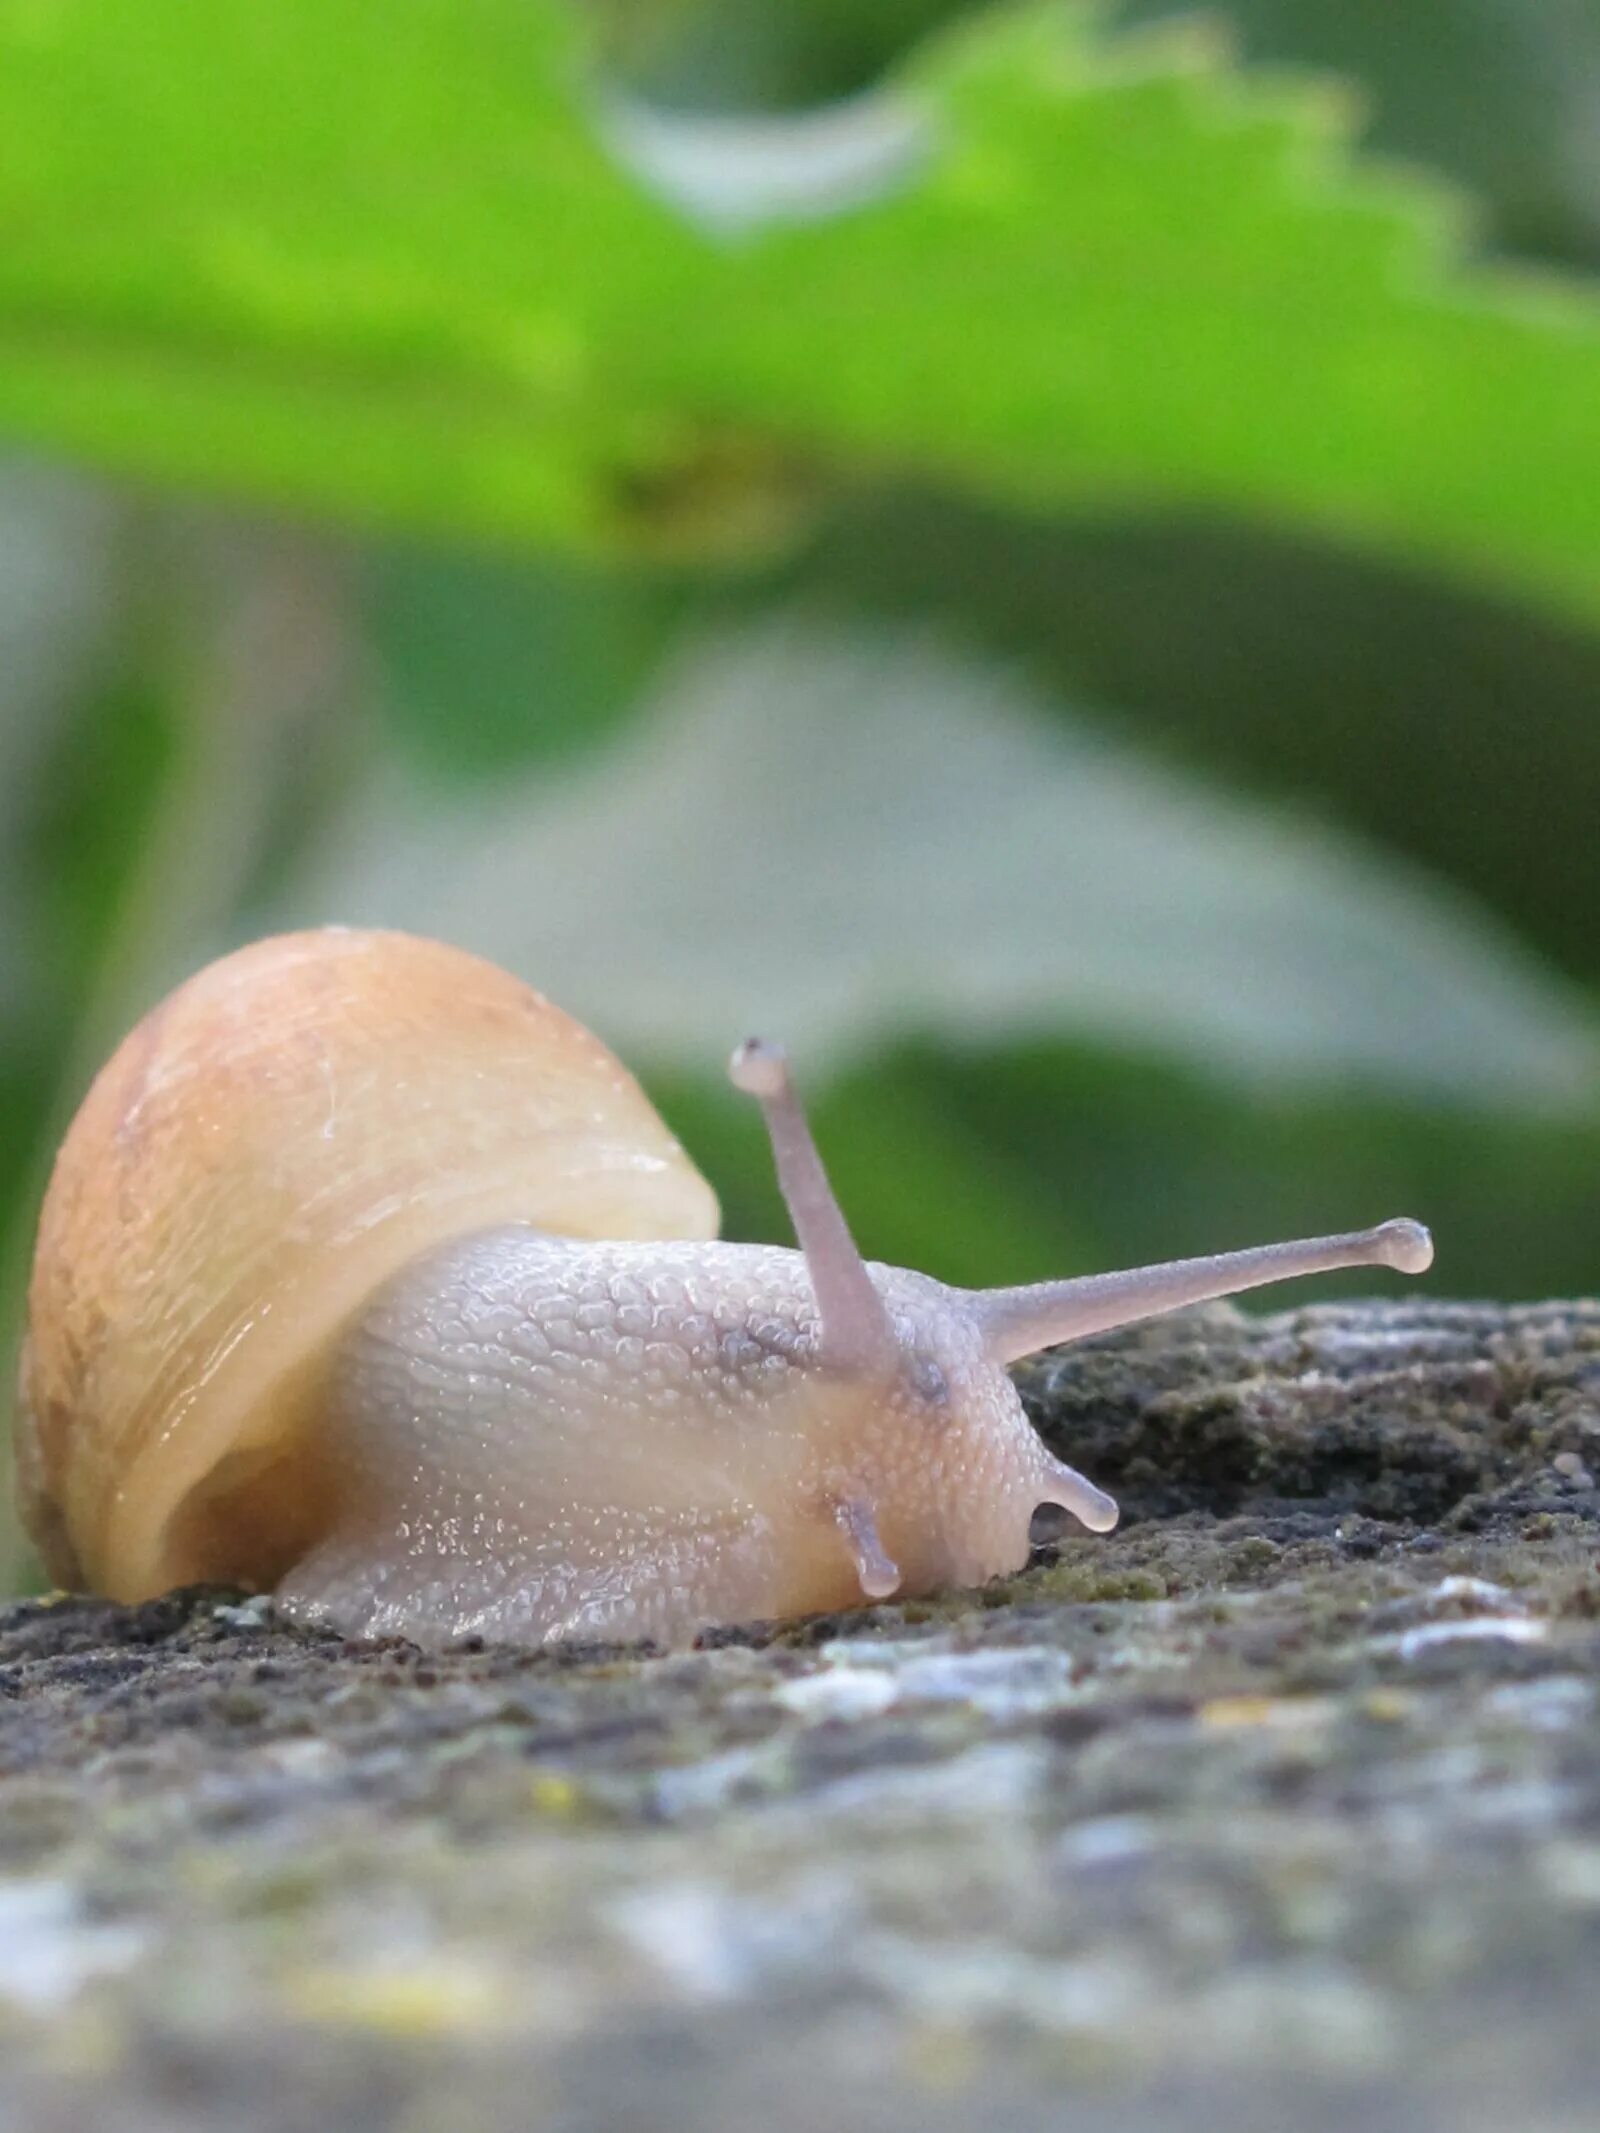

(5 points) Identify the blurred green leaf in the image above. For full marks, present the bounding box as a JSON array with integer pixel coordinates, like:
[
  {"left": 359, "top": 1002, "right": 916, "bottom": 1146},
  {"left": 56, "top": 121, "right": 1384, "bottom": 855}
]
[
  {"left": 650, "top": 1049, "right": 1096, "bottom": 1287},
  {"left": 1124, "top": 0, "right": 1600, "bottom": 271},
  {"left": 593, "top": 0, "right": 977, "bottom": 114},
  {"left": 278, "top": 616, "right": 1600, "bottom": 1108},
  {"left": 27, "top": 670, "right": 177, "bottom": 991},
  {"left": 0, "top": 465, "right": 118, "bottom": 1009},
  {"left": 801, "top": 492, "right": 1600, "bottom": 984},
  {"left": 931, "top": 1034, "right": 1600, "bottom": 1301},
  {"left": 823, "top": 1035, "right": 1600, "bottom": 1300},
  {"left": 0, "top": 465, "right": 124, "bottom": 1252},
  {"left": 3, "top": 3, "right": 1600, "bottom": 624},
  {"left": 599, "top": 0, "right": 1600, "bottom": 275},
  {"left": 365, "top": 550, "right": 690, "bottom": 780}
]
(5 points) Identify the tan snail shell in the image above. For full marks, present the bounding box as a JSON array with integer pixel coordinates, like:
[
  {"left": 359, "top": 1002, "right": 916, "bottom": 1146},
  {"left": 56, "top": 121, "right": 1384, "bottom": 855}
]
[
  {"left": 17, "top": 929, "right": 715, "bottom": 1608},
  {"left": 15, "top": 927, "right": 1433, "bottom": 1648}
]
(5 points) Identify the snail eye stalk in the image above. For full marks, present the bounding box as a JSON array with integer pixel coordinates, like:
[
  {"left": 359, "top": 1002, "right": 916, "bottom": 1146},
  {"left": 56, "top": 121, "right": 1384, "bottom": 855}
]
[
  {"left": 973, "top": 1220, "right": 1434, "bottom": 1367},
  {"left": 729, "top": 1037, "right": 898, "bottom": 1375}
]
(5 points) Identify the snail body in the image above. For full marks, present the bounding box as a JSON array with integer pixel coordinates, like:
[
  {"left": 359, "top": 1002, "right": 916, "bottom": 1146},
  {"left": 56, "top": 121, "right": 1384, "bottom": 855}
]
[{"left": 16, "top": 928, "right": 1434, "bottom": 1647}]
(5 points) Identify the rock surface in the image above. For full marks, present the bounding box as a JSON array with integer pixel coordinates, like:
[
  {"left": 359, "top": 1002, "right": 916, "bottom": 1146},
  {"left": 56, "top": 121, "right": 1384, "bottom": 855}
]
[{"left": 1, "top": 1299, "right": 1598, "bottom": 2133}]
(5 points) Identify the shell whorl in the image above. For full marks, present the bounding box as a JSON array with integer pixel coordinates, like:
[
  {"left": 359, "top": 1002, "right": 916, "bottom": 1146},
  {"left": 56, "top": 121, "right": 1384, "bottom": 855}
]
[{"left": 17, "top": 928, "right": 718, "bottom": 1600}]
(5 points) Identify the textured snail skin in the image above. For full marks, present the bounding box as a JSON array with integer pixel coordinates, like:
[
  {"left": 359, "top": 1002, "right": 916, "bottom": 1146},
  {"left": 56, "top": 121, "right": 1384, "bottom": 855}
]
[
  {"left": 16, "top": 928, "right": 1433, "bottom": 1652},
  {"left": 278, "top": 1232, "right": 1076, "bottom": 1646}
]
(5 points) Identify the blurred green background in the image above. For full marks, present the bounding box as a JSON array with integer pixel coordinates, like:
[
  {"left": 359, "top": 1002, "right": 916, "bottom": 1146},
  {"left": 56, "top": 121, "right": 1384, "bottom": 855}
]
[{"left": 1, "top": 0, "right": 1599, "bottom": 1578}]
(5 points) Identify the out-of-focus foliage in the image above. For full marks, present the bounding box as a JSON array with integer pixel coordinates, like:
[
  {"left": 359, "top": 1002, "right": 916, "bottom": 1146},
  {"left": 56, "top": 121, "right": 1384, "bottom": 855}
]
[
  {"left": 304, "top": 617, "right": 1596, "bottom": 1103},
  {"left": 1, "top": 0, "right": 1599, "bottom": 1583},
  {"left": 3, "top": 2, "right": 1600, "bottom": 623}
]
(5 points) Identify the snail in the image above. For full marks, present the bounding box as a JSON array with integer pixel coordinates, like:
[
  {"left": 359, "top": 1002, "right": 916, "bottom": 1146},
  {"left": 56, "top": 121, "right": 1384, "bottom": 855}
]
[{"left": 15, "top": 928, "right": 1434, "bottom": 1648}]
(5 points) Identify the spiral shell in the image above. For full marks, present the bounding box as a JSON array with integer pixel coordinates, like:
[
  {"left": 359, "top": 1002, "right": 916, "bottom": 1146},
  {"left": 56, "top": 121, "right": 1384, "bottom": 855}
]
[{"left": 17, "top": 928, "right": 717, "bottom": 1601}]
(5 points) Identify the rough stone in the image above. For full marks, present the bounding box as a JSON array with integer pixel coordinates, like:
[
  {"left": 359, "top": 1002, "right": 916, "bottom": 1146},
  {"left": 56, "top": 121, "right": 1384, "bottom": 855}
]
[{"left": 0, "top": 1298, "right": 1597, "bottom": 2132}]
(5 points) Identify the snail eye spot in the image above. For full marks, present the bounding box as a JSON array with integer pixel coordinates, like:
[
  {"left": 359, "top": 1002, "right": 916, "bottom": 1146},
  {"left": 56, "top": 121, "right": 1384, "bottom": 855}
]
[{"left": 907, "top": 1353, "right": 950, "bottom": 1407}]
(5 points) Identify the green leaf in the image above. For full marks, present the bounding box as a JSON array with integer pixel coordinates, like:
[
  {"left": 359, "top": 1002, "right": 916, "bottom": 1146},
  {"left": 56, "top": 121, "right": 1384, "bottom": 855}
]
[
  {"left": 658, "top": 1031, "right": 1600, "bottom": 1301},
  {"left": 803, "top": 489, "right": 1600, "bottom": 986},
  {"left": 1120, "top": 0, "right": 1600, "bottom": 270},
  {"left": 3, "top": 1, "right": 1600, "bottom": 624},
  {"left": 0, "top": 464, "right": 118, "bottom": 1016},
  {"left": 907, "top": 1034, "right": 1600, "bottom": 1300},
  {"left": 648, "top": 1046, "right": 1097, "bottom": 1288},
  {"left": 365, "top": 549, "right": 691, "bottom": 781}
]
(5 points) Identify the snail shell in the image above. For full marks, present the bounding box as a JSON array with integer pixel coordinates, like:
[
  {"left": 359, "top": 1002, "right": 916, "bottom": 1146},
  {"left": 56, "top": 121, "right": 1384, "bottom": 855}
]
[{"left": 17, "top": 928, "right": 716, "bottom": 1603}]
